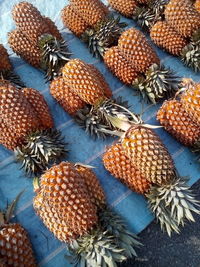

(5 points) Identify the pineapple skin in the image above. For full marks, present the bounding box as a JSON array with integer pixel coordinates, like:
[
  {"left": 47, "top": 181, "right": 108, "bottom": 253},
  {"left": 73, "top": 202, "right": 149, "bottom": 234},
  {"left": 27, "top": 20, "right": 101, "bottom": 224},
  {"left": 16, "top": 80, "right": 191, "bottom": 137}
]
[
  {"left": 8, "top": 29, "right": 41, "bottom": 68},
  {"left": 50, "top": 76, "right": 86, "bottom": 115},
  {"left": 180, "top": 82, "right": 200, "bottom": 126},
  {"left": 157, "top": 99, "right": 200, "bottom": 146},
  {"left": 75, "top": 165, "right": 106, "bottom": 208},
  {"left": 69, "top": 0, "right": 107, "bottom": 27},
  {"left": 22, "top": 87, "right": 54, "bottom": 129},
  {"left": 122, "top": 126, "right": 175, "bottom": 185},
  {"left": 0, "top": 83, "right": 42, "bottom": 150},
  {"left": 0, "top": 44, "right": 12, "bottom": 71},
  {"left": 118, "top": 28, "right": 160, "bottom": 73},
  {"left": 150, "top": 21, "right": 188, "bottom": 56},
  {"left": 108, "top": 0, "right": 138, "bottom": 17},
  {"left": 195, "top": 0, "right": 200, "bottom": 12},
  {"left": 165, "top": 0, "right": 200, "bottom": 38},
  {"left": 61, "top": 5, "right": 89, "bottom": 36},
  {"left": 62, "top": 59, "right": 106, "bottom": 106},
  {"left": 0, "top": 223, "right": 36, "bottom": 267},
  {"left": 103, "top": 142, "right": 151, "bottom": 194},
  {"left": 34, "top": 162, "right": 98, "bottom": 242},
  {"left": 103, "top": 46, "right": 140, "bottom": 85},
  {"left": 12, "top": 1, "right": 49, "bottom": 44},
  {"left": 42, "top": 16, "right": 63, "bottom": 40},
  {"left": 88, "top": 64, "right": 113, "bottom": 98}
]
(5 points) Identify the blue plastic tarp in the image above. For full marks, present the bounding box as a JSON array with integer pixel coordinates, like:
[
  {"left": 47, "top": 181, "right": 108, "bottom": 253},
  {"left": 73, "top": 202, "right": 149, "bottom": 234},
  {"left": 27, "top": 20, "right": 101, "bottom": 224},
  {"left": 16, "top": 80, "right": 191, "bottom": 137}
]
[{"left": 0, "top": 0, "right": 199, "bottom": 266}]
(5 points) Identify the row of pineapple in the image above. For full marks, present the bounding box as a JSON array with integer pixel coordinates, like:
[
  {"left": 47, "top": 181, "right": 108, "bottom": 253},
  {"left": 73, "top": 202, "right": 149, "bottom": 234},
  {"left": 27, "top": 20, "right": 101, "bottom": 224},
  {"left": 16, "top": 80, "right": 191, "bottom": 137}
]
[
  {"left": 0, "top": 0, "right": 200, "bottom": 266},
  {"left": 108, "top": 0, "right": 200, "bottom": 71}
]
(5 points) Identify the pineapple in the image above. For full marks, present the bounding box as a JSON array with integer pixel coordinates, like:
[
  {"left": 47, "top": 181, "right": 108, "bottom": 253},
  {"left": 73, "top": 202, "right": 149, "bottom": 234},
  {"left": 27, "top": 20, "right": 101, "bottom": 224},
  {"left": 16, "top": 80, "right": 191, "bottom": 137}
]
[
  {"left": 103, "top": 46, "right": 141, "bottom": 85},
  {"left": 61, "top": 0, "right": 126, "bottom": 58},
  {"left": 102, "top": 118, "right": 200, "bottom": 235},
  {"left": 0, "top": 81, "right": 67, "bottom": 175},
  {"left": 108, "top": 0, "right": 138, "bottom": 17},
  {"left": 75, "top": 164, "right": 106, "bottom": 208},
  {"left": 9, "top": 1, "right": 70, "bottom": 81},
  {"left": 150, "top": 21, "right": 188, "bottom": 56},
  {"left": 195, "top": 0, "right": 200, "bottom": 12},
  {"left": 50, "top": 76, "right": 86, "bottom": 115},
  {"left": 61, "top": 5, "right": 89, "bottom": 36},
  {"left": 103, "top": 142, "right": 151, "bottom": 193},
  {"left": 60, "top": 59, "right": 134, "bottom": 137},
  {"left": 165, "top": 0, "right": 200, "bottom": 38},
  {"left": 33, "top": 161, "right": 141, "bottom": 266},
  {"left": 150, "top": 20, "right": 200, "bottom": 71},
  {"left": 0, "top": 44, "right": 25, "bottom": 87},
  {"left": 118, "top": 28, "right": 181, "bottom": 103},
  {"left": 0, "top": 193, "right": 36, "bottom": 266},
  {"left": 69, "top": 0, "right": 108, "bottom": 27},
  {"left": 8, "top": 29, "right": 41, "bottom": 68},
  {"left": 157, "top": 99, "right": 200, "bottom": 154},
  {"left": 180, "top": 80, "right": 200, "bottom": 126}
]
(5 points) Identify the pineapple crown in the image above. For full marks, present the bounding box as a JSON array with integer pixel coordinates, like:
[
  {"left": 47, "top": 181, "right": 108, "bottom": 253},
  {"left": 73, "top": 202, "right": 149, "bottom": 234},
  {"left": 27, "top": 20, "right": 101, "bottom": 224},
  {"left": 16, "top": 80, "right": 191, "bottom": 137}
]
[
  {"left": 66, "top": 207, "right": 142, "bottom": 266},
  {"left": 75, "top": 97, "right": 136, "bottom": 138},
  {"left": 0, "top": 70, "right": 25, "bottom": 88},
  {"left": 81, "top": 15, "right": 127, "bottom": 58},
  {"left": 0, "top": 191, "right": 24, "bottom": 227},
  {"left": 133, "top": 63, "right": 181, "bottom": 104},
  {"left": 133, "top": 0, "right": 169, "bottom": 30},
  {"left": 181, "top": 42, "right": 200, "bottom": 72},
  {"left": 15, "top": 128, "right": 68, "bottom": 176},
  {"left": 146, "top": 176, "right": 200, "bottom": 236},
  {"left": 38, "top": 34, "right": 71, "bottom": 81}
]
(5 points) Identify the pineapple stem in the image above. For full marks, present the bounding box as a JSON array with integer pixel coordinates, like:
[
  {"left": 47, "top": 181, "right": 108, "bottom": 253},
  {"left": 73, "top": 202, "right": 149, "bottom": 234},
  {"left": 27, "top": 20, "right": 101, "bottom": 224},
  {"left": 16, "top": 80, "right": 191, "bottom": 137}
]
[{"left": 33, "top": 177, "right": 41, "bottom": 192}]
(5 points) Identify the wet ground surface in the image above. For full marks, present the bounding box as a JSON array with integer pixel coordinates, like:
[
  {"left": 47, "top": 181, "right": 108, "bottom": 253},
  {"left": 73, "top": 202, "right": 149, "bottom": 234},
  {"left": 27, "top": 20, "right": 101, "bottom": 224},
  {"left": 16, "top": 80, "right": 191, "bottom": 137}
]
[{"left": 120, "top": 180, "right": 200, "bottom": 267}]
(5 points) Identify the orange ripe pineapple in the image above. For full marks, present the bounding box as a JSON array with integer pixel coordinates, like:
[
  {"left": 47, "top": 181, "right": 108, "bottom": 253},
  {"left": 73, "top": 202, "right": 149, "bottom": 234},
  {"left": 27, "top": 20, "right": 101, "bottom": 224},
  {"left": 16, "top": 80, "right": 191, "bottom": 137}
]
[
  {"left": 35, "top": 162, "right": 98, "bottom": 239},
  {"left": 103, "top": 46, "right": 140, "bottom": 85},
  {"left": 61, "top": 1, "right": 126, "bottom": 59},
  {"left": 180, "top": 80, "right": 200, "bottom": 125},
  {"left": 102, "top": 116, "right": 200, "bottom": 235},
  {"left": 0, "top": 81, "right": 67, "bottom": 174},
  {"left": 165, "top": 0, "right": 200, "bottom": 38},
  {"left": 12, "top": 1, "right": 49, "bottom": 44},
  {"left": 118, "top": 27, "right": 180, "bottom": 103},
  {"left": 157, "top": 99, "right": 200, "bottom": 147},
  {"left": 122, "top": 126, "right": 175, "bottom": 185},
  {"left": 62, "top": 59, "right": 106, "bottom": 105},
  {"left": 75, "top": 164, "right": 106, "bottom": 208},
  {"left": 42, "top": 16, "right": 63, "bottom": 40},
  {"left": 22, "top": 87, "right": 54, "bottom": 129},
  {"left": 69, "top": 0, "right": 107, "bottom": 27},
  {"left": 87, "top": 64, "right": 112, "bottom": 98},
  {"left": 8, "top": 29, "right": 41, "bottom": 68},
  {"left": 108, "top": 0, "right": 138, "bottom": 17},
  {"left": 103, "top": 142, "right": 151, "bottom": 193},
  {"left": 9, "top": 2, "right": 70, "bottom": 81},
  {"left": 61, "top": 5, "right": 89, "bottom": 36},
  {"left": 150, "top": 21, "right": 188, "bottom": 56},
  {"left": 50, "top": 76, "right": 86, "bottom": 115},
  {"left": 0, "top": 193, "right": 36, "bottom": 266},
  {"left": 33, "top": 161, "right": 140, "bottom": 266},
  {"left": 195, "top": 0, "right": 200, "bottom": 12},
  {"left": 118, "top": 27, "right": 159, "bottom": 73}
]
